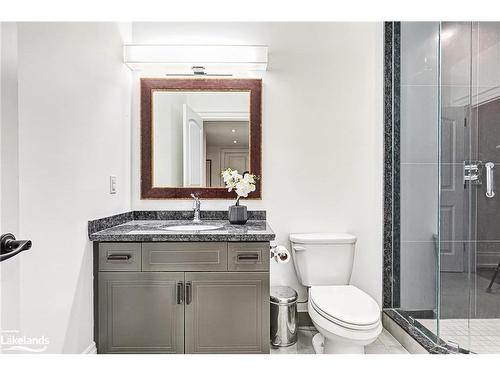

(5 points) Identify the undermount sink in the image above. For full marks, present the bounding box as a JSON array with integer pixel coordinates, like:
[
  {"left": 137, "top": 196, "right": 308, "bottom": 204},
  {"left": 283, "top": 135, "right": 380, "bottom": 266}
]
[{"left": 162, "top": 224, "right": 223, "bottom": 231}]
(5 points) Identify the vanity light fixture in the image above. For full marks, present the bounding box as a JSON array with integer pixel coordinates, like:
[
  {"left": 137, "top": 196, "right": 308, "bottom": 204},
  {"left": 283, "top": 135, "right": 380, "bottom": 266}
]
[
  {"left": 164, "top": 66, "right": 233, "bottom": 77},
  {"left": 123, "top": 44, "right": 268, "bottom": 73}
]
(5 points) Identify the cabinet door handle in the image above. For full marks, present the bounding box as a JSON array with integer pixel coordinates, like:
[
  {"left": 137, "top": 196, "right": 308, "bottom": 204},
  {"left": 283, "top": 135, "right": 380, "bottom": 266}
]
[
  {"left": 486, "top": 162, "right": 495, "bottom": 198},
  {"left": 176, "top": 282, "right": 184, "bottom": 304},
  {"left": 237, "top": 253, "right": 259, "bottom": 261},
  {"left": 185, "top": 281, "right": 192, "bottom": 305},
  {"left": 107, "top": 254, "right": 131, "bottom": 261}
]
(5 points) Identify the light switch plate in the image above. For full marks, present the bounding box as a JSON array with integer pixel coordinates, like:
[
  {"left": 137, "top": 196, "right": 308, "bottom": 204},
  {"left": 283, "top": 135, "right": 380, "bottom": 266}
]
[{"left": 109, "top": 176, "right": 117, "bottom": 194}]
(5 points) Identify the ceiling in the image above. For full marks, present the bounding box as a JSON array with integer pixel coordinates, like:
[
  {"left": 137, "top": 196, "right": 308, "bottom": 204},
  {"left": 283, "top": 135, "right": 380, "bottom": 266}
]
[{"left": 204, "top": 121, "right": 249, "bottom": 148}]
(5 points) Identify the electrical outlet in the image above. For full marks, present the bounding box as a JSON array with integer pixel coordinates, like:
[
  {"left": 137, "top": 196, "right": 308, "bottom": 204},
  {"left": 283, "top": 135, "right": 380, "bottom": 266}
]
[{"left": 110, "top": 176, "right": 117, "bottom": 194}]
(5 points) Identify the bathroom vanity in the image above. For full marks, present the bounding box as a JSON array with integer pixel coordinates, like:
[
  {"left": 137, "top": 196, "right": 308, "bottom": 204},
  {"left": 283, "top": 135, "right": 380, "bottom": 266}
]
[
  {"left": 87, "top": 78, "right": 272, "bottom": 354},
  {"left": 88, "top": 211, "right": 274, "bottom": 354}
]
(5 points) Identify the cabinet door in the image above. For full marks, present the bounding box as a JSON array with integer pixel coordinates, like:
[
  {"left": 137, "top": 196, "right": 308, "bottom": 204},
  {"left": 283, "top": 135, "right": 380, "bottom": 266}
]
[
  {"left": 98, "top": 272, "right": 184, "bottom": 353},
  {"left": 185, "top": 272, "right": 269, "bottom": 354}
]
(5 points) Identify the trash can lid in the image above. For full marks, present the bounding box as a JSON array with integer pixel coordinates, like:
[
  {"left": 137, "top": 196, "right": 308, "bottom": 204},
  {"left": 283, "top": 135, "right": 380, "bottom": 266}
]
[{"left": 270, "top": 286, "right": 298, "bottom": 304}]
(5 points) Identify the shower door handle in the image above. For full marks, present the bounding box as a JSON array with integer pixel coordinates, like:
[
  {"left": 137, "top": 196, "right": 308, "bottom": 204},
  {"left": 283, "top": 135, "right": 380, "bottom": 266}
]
[{"left": 485, "top": 162, "right": 495, "bottom": 198}]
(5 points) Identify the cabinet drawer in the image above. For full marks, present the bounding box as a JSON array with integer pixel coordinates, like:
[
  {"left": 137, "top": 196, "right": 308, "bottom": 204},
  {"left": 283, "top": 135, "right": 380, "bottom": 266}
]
[
  {"left": 228, "top": 242, "right": 269, "bottom": 271},
  {"left": 142, "top": 242, "right": 227, "bottom": 271},
  {"left": 98, "top": 243, "right": 142, "bottom": 271}
]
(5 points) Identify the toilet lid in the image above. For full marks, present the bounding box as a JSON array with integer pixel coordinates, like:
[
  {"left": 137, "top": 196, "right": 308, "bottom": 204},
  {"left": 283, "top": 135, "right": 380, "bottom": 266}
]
[
  {"left": 289, "top": 233, "right": 356, "bottom": 244},
  {"left": 310, "top": 285, "right": 380, "bottom": 328}
]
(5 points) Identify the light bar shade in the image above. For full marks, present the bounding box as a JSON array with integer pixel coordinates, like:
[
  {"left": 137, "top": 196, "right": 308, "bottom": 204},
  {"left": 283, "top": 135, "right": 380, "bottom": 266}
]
[{"left": 123, "top": 44, "right": 268, "bottom": 72}]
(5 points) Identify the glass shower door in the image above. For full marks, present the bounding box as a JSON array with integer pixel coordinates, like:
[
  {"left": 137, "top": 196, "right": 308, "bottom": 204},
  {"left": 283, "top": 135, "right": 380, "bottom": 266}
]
[
  {"left": 398, "top": 21, "right": 441, "bottom": 340},
  {"left": 439, "top": 21, "right": 500, "bottom": 354},
  {"left": 438, "top": 21, "right": 475, "bottom": 352},
  {"left": 465, "top": 22, "right": 500, "bottom": 353},
  {"left": 390, "top": 21, "right": 500, "bottom": 353}
]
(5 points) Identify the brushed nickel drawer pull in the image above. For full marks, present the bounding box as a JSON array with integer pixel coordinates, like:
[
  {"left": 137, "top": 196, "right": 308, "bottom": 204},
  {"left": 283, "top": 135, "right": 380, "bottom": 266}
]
[
  {"left": 107, "top": 254, "right": 131, "bottom": 261},
  {"left": 186, "top": 282, "right": 192, "bottom": 305},
  {"left": 176, "top": 282, "right": 184, "bottom": 304},
  {"left": 237, "top": 253, "right": 259, "bottom": 261}
]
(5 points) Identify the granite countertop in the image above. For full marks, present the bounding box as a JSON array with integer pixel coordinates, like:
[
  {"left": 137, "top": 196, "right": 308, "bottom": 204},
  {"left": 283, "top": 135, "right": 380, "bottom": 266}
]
[{"left": 89, "top": 218, "right": 275, "bottom": 242}]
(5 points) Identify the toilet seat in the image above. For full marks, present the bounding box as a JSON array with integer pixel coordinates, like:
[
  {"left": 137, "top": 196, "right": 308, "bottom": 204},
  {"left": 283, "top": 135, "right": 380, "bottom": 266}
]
[{"left": 309, "top": 285, "right": 380, "bottom": 331}]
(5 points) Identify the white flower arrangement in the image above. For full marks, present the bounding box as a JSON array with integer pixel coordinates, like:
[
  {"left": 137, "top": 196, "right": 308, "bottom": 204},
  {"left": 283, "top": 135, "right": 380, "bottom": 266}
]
[{"left": 221, "top": 168, "right": 258, "bottom": 205}]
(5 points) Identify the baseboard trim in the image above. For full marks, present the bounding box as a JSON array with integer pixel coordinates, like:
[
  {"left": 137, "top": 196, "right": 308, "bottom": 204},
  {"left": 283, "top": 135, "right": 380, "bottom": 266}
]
[{"left": 82, "top": 341, "right": 97, "bottom": 354}]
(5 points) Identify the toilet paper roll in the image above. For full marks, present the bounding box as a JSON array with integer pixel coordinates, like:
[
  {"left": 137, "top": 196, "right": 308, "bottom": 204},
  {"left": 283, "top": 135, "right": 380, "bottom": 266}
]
[{"left": 272, "top": 245, "right": 290, "bottom": 264}]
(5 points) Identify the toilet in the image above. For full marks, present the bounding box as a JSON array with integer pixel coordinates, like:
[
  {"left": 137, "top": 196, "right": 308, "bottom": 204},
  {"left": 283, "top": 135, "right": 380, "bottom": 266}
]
[{"left": 289, "top": 233, "right": 382, "bottom": 354}]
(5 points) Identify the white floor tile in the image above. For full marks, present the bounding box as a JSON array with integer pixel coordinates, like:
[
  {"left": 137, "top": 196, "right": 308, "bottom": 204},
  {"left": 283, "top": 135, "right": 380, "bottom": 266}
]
[
  {"left": 418, "top": 318, "right": 500, "bottom": 353},
  {"left": 271, "top": 328, "right": 408, "bottom": 355}
]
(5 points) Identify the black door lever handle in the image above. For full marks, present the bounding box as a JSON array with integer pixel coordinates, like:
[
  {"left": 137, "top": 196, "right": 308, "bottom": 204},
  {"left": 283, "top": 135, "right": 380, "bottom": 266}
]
[{"left": 0, "top": 233, "right": 32, "bottom": 262}]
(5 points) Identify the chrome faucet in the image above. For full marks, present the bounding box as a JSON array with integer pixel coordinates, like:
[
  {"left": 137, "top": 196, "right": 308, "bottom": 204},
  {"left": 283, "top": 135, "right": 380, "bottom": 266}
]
[{"left": 190, "top": 194, "right": 201, "bottom": 223}]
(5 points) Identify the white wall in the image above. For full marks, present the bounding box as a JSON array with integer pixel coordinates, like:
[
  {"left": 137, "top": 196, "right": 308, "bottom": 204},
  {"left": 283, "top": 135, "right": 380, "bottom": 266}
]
[
  {"left": 0, "top": 23, "right": 19, "bottom": 237},
  {"left": 130, "top": 23, "right": 384, "bottom": 307},
  {"left": 0, "top": 22, "right": 21, "bottom": 338},
  {"left": 16, "top": 22, "right": 132, "bottom": 353}
]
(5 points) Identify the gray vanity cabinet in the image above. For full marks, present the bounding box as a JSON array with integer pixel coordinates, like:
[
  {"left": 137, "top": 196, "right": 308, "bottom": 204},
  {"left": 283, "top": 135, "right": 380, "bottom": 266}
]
[
  {"left": 98, "top": 272, "right": 185, "bottom": 354},
  {"left": 185, "top": 272, "right": 269, "bottom": 354},
  {"left": 95, "top": 241, "right": 270, "bottom": 354}
]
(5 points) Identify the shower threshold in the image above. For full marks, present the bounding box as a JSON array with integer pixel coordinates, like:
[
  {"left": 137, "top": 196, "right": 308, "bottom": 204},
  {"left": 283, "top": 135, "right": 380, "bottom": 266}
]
[{"left": 383, "top": 309, "right": 472, "bottom": 354}]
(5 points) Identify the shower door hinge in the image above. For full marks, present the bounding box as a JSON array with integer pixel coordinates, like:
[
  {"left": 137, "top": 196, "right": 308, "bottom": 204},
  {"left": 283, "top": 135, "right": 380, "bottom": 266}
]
[{"left": 464, "top": 161, "right": 482, "bottom": 185}]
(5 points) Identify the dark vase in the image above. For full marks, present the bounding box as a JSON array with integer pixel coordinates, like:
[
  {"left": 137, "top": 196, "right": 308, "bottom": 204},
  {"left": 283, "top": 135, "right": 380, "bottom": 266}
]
[{"left": 228, "top": 205, "right": 248, "bottom": 224}]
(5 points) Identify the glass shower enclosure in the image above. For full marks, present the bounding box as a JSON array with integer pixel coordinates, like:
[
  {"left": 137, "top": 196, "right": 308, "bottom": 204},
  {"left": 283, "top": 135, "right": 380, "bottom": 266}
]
[{"left": 386, "top": 22, "right": 500, "bottom": 354}]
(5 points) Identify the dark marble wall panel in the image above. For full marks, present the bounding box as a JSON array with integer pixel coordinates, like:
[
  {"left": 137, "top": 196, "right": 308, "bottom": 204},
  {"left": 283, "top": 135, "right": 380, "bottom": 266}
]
[
  {"left": 383, "top": 21, "right": 401, "bottom": 309},
  {"left": 133, "top": 210, "right": 266, "bottom": 221},
  {"left": 383, "top": 21, "right": 394, "bottom": 309}
]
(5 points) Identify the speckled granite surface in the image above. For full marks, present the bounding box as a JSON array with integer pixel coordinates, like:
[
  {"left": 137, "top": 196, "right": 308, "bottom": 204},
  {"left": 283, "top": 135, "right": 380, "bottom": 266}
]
[
  {"left": 383, "top": 310, "right": 446, "bottom": 354},
  {"left": 88, "top": 210, "right": 266, "bottom": 235},
  {"left": 88, "top": 211, "right": 134, "bottom": 235},
  {"left": 384, "top": 309, "right": 472, "bottom": 354},
  {"left": 89, "top": 218, "right": 275, "bottom": 242}
]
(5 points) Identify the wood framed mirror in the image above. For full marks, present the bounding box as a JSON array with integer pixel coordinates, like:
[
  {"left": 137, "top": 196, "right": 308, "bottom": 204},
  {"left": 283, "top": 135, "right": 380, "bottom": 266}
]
[{"left": 141, "top": 78, "right": 262, "bottom": 199}]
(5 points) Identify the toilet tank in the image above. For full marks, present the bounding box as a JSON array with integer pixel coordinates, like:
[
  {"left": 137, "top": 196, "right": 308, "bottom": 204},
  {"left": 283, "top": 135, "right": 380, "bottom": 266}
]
[{"left": 289, "top": 233, "right": 357, "bottom": 286}]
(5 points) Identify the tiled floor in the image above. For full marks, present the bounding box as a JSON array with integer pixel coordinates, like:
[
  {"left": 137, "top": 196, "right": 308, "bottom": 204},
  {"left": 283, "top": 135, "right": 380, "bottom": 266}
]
[
  {"left": 270, "top": 328, "right": 408, "bottom": 354},
  {"left": 419, "top": 318, "right": 500, "bottom": 354}
]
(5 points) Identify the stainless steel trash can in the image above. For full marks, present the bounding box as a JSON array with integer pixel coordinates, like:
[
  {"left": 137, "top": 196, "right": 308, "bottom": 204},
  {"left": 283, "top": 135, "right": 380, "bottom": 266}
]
[{"left": 270, "top": 286, "right": 298, "bottom": 347}]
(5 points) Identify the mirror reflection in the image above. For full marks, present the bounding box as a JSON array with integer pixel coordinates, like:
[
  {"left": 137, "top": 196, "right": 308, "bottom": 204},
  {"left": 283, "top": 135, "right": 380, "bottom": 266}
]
[{"left": 152, "top": 91, "right": 250, "bottom": 188}]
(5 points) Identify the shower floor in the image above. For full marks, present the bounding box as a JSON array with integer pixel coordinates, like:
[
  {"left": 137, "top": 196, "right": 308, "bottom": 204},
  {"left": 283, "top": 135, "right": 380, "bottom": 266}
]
[
  {"left": 418, "top": 318, "right": 500, "bottom": 354},
  {"left": 410, "top": 270, "right": 500, "bottom": 353},
  {"left": 441, "top": 270, "right": 500, "bottom": 319}
]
